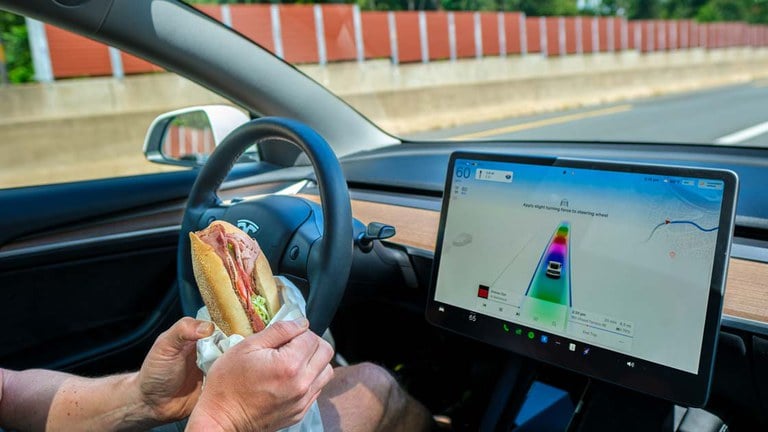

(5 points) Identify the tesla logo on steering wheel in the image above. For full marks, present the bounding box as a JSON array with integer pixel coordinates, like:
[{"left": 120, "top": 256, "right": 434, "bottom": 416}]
[{"left": 237, "top": 219, "right": 260, "bottom": 236}]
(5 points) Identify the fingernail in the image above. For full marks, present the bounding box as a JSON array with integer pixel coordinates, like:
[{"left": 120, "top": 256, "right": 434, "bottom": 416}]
[
  {"left": 293, "top": 317, "right": 309, "bottom": 328},
  {"left": 196, "top": 321, "right": 214, "bottom": 336}
]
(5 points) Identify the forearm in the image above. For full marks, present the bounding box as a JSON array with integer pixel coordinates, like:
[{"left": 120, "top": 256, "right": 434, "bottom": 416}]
[{"left": 0, "top": 368, "right": 161, "bottom": 431}]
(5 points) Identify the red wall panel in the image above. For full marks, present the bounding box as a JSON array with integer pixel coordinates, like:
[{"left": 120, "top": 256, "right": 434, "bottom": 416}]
[
  {"left": 46, "top": 24, "right": 111, "bottom": 78},
  {"left": 656, "top": 20, "right": 668, "bottom": 50},
  {"left": 454, "top": 12, "right": 475, "bottom": 58},
  {"left": 395, "top": 12, "right": 420, "bottom": 63},
  {"left": 280, "top": 5, "right": 318, "bottom": 63},
  {"left": 582, "top": 17, "right": 595, "bottom": 53},
  {"left": 627, "top": 21, "right": 637, "bottom": 50},
  {"left": 689, "top": 21, "right": 698, "bottom": 47},
  {"left": 677, "top": 20, "right": 687, "bottom": 48},
  {"left": 163, "top": 126, "right": 215, "bottom": 159},
  {"left": 642, "top": 21, "right": 655, "bottom": 52},
  {"left": 195, "top": 5, "right": 223, "bottom": 21},
  {"left": 480, "top": 12, "right": 500, "bottom": 56},
  {"left": 361, "top": 12, "right": 390, "bottom": 59},
  {"left": 504, "top": 12, "right": 523, "bottom": 54},
  {"left": 426, "top": 12, "right": 450, "bottom": 60},
  {"left": 565, "top": 17, "right": 577, "bottom": 54},
  {"left": 546, "top": 17, "right": 560, "bottom": 55},
  {"left": 526, "top": 16, "right": 542, "bottom": 53},
  {"left": 230, "top": 4, "right": 274, "bottom": 52},
  {"left": 322, "top": 5, "right": 356, "bottom": 61},
  {"left": 121, "top": 53, "right": 162, "bottom": 74}
]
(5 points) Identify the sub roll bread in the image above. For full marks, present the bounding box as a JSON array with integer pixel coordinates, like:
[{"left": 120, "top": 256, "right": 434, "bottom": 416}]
[{"left": 190, "top": 220, "right": 281, "bottom": 336}]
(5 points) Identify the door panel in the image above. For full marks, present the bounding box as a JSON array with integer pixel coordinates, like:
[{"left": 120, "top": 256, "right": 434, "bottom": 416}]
[{"left": 0, "top": 165, "right": 286, "bottom": 375}]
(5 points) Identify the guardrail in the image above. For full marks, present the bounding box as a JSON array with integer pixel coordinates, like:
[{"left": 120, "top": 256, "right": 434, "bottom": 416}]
[{"left": 23, "top": 4, "right": 768, "bottom": 82}]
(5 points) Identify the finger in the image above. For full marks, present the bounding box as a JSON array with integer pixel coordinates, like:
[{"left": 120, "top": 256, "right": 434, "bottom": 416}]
[
  {"left": 292, "top": 366, "right": 332, "bottom": 423},
  {"left": 310, "top": 363, "right": 334, "bottom": 395},
  {"left": 304, "top": 338, "right": 334, "bottom": 378},
  {"left": 279, "top": 329, "right": 321, "bottom": 361},
  {"left": 250, "top": 317, "right": 309, "bottom": 349},
  {"left": 291, "top": 389, "right": 323, "bottom": 426},
  {"left": 157, "top": 317, "right": 214, "bottom": 353}
]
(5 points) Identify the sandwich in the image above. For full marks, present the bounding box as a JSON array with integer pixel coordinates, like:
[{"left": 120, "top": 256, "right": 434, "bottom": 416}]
[{"left": 189, "top": 220, "right": 281, "bottom": 336}]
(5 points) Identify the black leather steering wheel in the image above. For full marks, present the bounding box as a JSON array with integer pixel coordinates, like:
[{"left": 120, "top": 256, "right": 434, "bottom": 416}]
[{"left": 177, "top": 117, "right": 353, "bottom": 335}]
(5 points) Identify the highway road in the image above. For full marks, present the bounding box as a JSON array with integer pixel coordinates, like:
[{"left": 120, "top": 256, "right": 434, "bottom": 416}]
[{"left": 410, "top": 80, "right": 768, "bottom": 147}]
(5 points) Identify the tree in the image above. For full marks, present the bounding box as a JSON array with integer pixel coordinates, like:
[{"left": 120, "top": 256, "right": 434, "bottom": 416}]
[
  {"left": 514, "top": 0, "right": 579, "bottom": 15},
  {"left": 0, "top": 12, "right": 33, "bottom": 83}
]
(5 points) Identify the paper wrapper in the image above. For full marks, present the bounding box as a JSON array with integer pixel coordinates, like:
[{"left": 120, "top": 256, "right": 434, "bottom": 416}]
[{"left": 196, "top": 276, "right": 324, "bottom": 432}]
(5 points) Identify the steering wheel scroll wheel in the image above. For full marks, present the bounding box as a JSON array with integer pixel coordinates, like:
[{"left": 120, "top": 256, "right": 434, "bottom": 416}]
[{"left": 177, "top": 117, "right": 353, "bottom": 335}]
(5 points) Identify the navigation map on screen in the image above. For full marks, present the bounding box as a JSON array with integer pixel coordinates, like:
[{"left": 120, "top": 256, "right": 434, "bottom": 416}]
[{"left": 433, "top": 158, "right": 725, "bottom": 374}]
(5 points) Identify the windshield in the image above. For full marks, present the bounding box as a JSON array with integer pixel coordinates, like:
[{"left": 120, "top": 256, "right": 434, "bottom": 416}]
[
  {"left": 2, "top": 1, "right": 767, "bottom": 190},
  {"left": 188, "top": 1, "right": 768, "bottom": 147}
]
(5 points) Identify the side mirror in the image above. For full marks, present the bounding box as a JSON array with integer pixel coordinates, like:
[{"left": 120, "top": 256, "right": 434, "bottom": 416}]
[{"left": 143, "top": 105, "right": 251, "bottom": 167}]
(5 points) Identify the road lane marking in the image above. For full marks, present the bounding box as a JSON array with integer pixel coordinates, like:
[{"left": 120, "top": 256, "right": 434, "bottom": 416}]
[
  {"left": 449, "top": 104, "right": 634, "bottom": 140},
  {"left": 715, "top": 121, "right": 768, "bottom": 145}
]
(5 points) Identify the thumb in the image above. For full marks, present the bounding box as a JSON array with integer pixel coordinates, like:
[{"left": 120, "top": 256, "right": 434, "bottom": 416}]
[
  {"left": 158, "top": 317, "right": 215, "bottom": 353},
  {"left": 249, "top": 317, "right": 309, "bottom": 349}
]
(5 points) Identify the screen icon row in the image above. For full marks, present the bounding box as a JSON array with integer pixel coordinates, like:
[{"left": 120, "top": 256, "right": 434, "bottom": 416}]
[{"left": 503, "top": 323, "right": 589, "bottom": 356}]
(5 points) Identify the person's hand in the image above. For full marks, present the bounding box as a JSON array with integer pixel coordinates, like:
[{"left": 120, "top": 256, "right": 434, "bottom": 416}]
[
  {"left": 186, "top": 317, "right": 335, "bottom": 432},
  {"left": 137, "top": 317, "right": 215, "bottom": 423}
]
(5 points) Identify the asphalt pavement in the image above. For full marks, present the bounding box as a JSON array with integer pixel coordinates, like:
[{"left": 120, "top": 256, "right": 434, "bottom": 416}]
[{"left": 408, "top": 80, "right": 768, "bottom": 147}]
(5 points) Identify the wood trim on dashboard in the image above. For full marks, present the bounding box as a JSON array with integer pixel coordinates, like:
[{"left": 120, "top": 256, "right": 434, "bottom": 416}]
[{"left": 300, "top": 194, "right": 768, "bottom": 325}]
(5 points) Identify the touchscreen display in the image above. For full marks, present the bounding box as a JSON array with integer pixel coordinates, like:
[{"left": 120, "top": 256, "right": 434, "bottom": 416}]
[{"left": 433, "top": 157, "right": 727, "bottom": 375}]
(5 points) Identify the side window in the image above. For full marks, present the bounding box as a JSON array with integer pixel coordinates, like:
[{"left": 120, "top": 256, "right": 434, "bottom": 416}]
[{"left": 0, "top": 12, "right": 241, "bottom": 189}]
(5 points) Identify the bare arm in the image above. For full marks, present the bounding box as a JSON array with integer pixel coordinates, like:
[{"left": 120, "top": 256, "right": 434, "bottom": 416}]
[
  {"left": 0, "top": 317, "right": 213, "bottom": 432},
  {"left": 0, "top": 368, "right": 157, "bottom": 431}
]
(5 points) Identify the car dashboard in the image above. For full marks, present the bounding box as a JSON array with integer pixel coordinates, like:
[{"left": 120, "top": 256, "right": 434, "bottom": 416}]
[{"left": 2, "top": 139, "right": 768, "bottom": 430}]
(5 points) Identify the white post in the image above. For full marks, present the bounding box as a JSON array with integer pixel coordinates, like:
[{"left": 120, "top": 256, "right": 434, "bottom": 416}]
[
  {"left": 25, "top": 17, "right": 54, "bottom": 83},
  {"left": 607, "top": 17, "right": 615, "bottom": 52},
  {"left": 648, "top": 21, "right": 655, "bottom": 51},
  {"left": 658, "top": 20, "right": 665, "bottom": 50},
  {"left": 635, "top": 22, "right": 642, "bottom": 52},
  {"left": 388, "top": 12, "right": 399, "bottom": 65},
  {"left": 575, "top": 17, "right": 583, "bottom": 54},
  {"left": 448, "top": 12, "right": 457, "bottom": 61},
  {"left": 179, "top": 126, "right": 187, "bottom": 157},
  {"left": 540, "top": 16, "right": 547, "bottom": 57},
  {"left": 270, "top": 5, "right": 284, "bottom": 59},
  {"left": 498, "top": 12, "right": 506, "bottom": 57},
  {"left": 108, "top": 47, "right": 124, "bottom": 79},
  {"left": 591, "top": 17, "right": 599, "bottom": 53},
  {"left": 669, "top": 21, "right": 677, "bottom": 49},
  {"left": 519, "top": 13, "right": 527, "bottom": 55},
  {"left": 621, "top": 18, "right": 628, "bottom": 51},
  {"left": 419, "top": 11, "right": 429, "bottom": 63},
  {"left": 353, "top": 5, "right": 364, "bottom": 63},
  {"left": 190, "top": 127, "right": 199, "bottom": 155},
  {"left": 474, "top": 12, "right": 483, "bottom": 59},
  {"left": 314, "top": 5, "right": 327, "bottom": 65},
  {"left": 220, "top": 4, "right": 232, "bottom": 27},
  {"left": 203, "top": 128, "right": 213, "bottom": 155},
  {"left": 558, "top": 17, "right": 566, "bottom": 56}
]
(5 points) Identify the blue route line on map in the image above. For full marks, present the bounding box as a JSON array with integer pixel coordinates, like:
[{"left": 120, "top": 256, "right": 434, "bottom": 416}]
[{"left": 645, "top": 220, "right": 719, "bottom": 242}]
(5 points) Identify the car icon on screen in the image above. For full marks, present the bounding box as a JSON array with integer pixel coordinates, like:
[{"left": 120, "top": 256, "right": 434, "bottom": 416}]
[{"left": 545, "top": 261, "right": 563, "bottom": 279}]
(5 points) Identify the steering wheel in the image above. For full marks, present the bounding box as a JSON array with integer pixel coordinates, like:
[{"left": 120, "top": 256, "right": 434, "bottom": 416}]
[{"left": 177, "top": 117, "right": 353, "bottom": 335}]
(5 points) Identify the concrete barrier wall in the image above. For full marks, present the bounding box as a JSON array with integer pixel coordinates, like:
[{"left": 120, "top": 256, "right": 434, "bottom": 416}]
[{"left": 1, "top": 47, "right": 768, "bottom": 188}]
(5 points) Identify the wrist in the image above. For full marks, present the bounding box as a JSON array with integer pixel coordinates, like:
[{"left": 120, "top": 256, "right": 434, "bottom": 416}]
[
  {"left": 120, "top": 372, "right": 165, "bottom": 430},
  {"left": 186, "top": 403, "right": 234, "bottom": 432}
]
